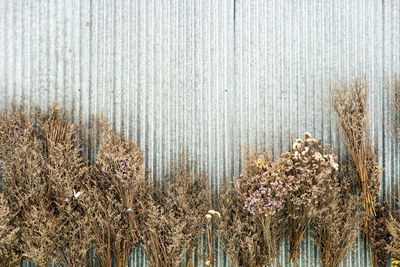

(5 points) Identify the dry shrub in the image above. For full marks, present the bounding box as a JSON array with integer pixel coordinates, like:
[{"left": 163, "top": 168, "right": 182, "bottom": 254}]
[
  {"left": 311, "top": 170, "right": 362, "bottom": 267},
  {"left": 0, "top": 105, "right": 50, "bottom": 265},
  {"left": 369, "top": 201, "right": 391, "bottom": 267},
  {"left": 141, "top": 153, "right": 211, "bottom": 267},
  {"left": 0, "top": 105, "right": 92, "bottom": 266},
  {"left": 21, "top": 199, "right": 60, "bottom": 267},
  {"left": 40, "top": 108, "right": 91, "bottom": 267},
  {"left": 282, "top": 133, "right": 339, "bottom": 266},
  {"left": 216, "top": 181, "right": 272, "bottom": 267},
  {"left": 388, "top": 210, "right": 400, "bottom": 266},
  {"left": 85, "top": 117, "right": 149, "bottom": 267},
  {"left": 0, "top": 197, "right": 20, "bottom": 267},
  {"left": 236, "top": 148, "right": 286, "bottom": 266},
  {"left": 331, "top": 77, "right": 382, "bottom": 240}
]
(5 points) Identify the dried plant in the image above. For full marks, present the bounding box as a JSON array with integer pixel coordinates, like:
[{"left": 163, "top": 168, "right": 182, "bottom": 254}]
[
  {"left": 0, "top": 105, "right": 51, "bottom": 265},
  {"left": 205, "top": 210, "right": 220, "bottom": 266},
  {"left": 216, "top": 181, "right": 272, "bottom": 267},
  {"left": 0, "top": 105, "right": 92, "bottom": 266},
  {"left": 236, "top": 148, "right": 287, "bottom": 266},
  {"left": 282, "top": 133, "right": 339, "bottom": 266},
  {"left": 311, "top": 171, "right": 362, "bottom": 267},
  {"left": 21, "top": 198, "right": 59, "bottom": 267},
  {"left": 369, "top": 201, "right": 391, "bottom": 267},
  {"left": 141, "top": 154, "right": 211, "bottom": 267},
  {"left": 40, "top": 108, "right": 92, "bottom": 267},
  {"left": 331, "top": 77, "right": 382, "bottom": 240},
  {"left": 85, "top": 117, "right": 149, "bottom": 267},
  {"left": 388, "top": 210, "right": 400, "bottom": 262},
  {"left": 0, "top": 197, "right": 20, "bottom": 267}
]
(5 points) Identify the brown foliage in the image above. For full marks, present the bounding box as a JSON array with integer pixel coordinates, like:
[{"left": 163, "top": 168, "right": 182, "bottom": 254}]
[
  {"left": 0, "top": 105, "right": 92, "bottom": 266},
  {"left": 141, "top": 154, "right": 211, "bottom": 267},
  {"left": 311, "top": 170, "right": 362, "bottom": 267},
  {"left": 388, "top": 210, "right": 400, "bottom": 264},
  {"left": 369, "top": 201, "right": 391, "bottom": 267},
  {"left": 331, "top": 77, "right": 382, "bottom": 241},
  {"left": 85, "top": 117, "right": 149, "bottom": 267},
  {"left": 41, "top": 108, "right": 91, "bottom": 267},
  {"left": 0, "top": 197, "right": 20, "bottom": 267},
  {"left": 216, "top": 181, "right": 276, "bottom": 267},
  {"left": 0, "top": 105, "right": 50, "bottom": 266}
]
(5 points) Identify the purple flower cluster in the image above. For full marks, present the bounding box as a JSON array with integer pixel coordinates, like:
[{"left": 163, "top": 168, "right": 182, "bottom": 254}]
[{"left": 236, "top": 153, "right": 287, "bottom": 217}]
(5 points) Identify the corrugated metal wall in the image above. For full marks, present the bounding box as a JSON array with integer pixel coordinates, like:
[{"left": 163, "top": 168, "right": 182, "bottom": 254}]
[{"left": 1, "top": 0, "right": 399, "bottom": 266}]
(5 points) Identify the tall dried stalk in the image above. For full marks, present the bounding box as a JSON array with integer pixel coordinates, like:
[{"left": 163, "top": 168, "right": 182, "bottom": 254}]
[
  {"left": 141, "top": 153, "right": 211, "bottom": 267},
  {"left": 331, "top": 78, "right": 381, "bottom": 242}
]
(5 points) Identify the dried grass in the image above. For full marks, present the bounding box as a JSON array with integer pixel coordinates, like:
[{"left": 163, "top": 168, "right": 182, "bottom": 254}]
[
  {"left": 84, "top": 116, "right": 149, "bottom": 267},
  {"left": 0, "top": 197, "right": 20, "bottom": 267},
  {"left": 388, "top": 210, "right": 400, "bottom": 265},
  {"left": 369, "top": 201, "right": 391, "bottom": 267},
  {"left": 0, "top": 105, "right": 92, "bottom": 267},
  {"left": 216, "top": 181, "right": 274, "bottom": 267},
  {"left": 331, "top": 77, "right": 382, "bottom": 242},
  {"left": 311, "top": 167, "right": 362, "bottom": 267},
  {"left": 140, "top": 153, "right": 211, "bottom": 267}
]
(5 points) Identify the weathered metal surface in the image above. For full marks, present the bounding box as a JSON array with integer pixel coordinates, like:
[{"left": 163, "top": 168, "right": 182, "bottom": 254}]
[{"left": 1, "top": 0, "right": 399, "bottom": 266}]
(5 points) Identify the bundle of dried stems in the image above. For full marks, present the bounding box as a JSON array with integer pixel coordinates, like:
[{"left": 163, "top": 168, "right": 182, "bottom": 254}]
[
  {"left": 236, "top": 148, "right": 286, "bottom": 266},
  {"left": 140, "top": 154, "right": 211, "bottom": 267},
  {"left": 217, "top": 181, "right": 273, "bottom": 267},
  {"left": 282, "top": 134, "right": 339, "bottom": 267},
  {"left": 0, "top": 105, "right": 92, "bottom": 266},
  {"left": 311, "top": 170, "right": 362, "bottom": 267},
  {"left": 369, "top": 201, "right": 391, "bottom": 267},
  {"left": 331, "top": 78, "right": 381, "bottom": 242},
  {"left": 85, "top": 117, "right": 149, "bottom": 267}
]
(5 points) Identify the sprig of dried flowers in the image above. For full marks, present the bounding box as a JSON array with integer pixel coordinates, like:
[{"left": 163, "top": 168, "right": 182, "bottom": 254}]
[
  {"left": 236, "top": 148, "right": 286, "bottom": 266},
  {"left": 217, "top": 181, "right": 272, "bottom": 267},
  {"left": 283, "top": 133, "right": 339, "bottom": 266},
  {"left": 205, "top": 209, "right": 220, "bottom": 266}
]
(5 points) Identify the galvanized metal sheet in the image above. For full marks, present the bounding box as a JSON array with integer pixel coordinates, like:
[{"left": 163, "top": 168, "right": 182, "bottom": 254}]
[{"left": 1, "top": 0, "right": 399, "bottom": 266}]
